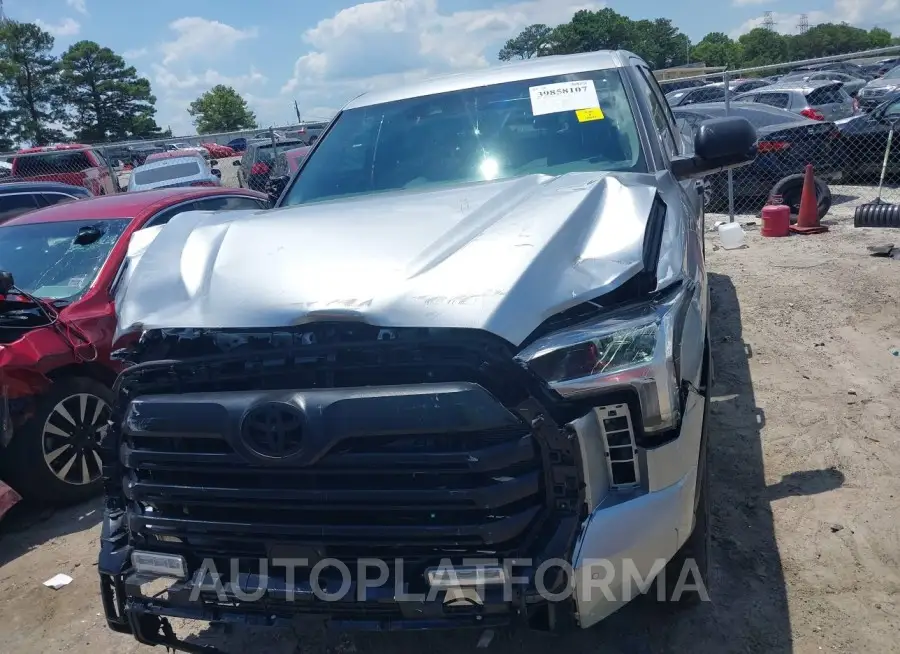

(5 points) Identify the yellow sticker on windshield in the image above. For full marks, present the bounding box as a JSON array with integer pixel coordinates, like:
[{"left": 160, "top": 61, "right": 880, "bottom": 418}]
[{"left": 576, "top": 107, "right": 605, "bottom": 122}]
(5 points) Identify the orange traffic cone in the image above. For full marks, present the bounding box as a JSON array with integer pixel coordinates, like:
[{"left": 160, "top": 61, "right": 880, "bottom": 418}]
[{"left": 789, "top": 164, "right": 828, "bottom": 234}]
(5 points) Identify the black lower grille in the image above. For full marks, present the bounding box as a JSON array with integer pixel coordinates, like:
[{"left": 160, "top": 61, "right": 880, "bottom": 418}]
[{"left": 108, "top": 325, "right": 583, "bottom": 566}]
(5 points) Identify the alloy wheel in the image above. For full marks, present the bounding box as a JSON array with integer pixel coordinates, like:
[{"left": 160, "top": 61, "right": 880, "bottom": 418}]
[{"left": 41, "top": 393, "right": 110, "bottom": 486}]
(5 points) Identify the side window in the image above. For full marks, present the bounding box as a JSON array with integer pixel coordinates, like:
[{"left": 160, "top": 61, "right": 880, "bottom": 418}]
[
  {"left": 674, "top": 112, "right": 701, "bottom": 148},
  {"left": 736, "top": 93, "right": 758, "bottom": 103},
  {"left": 194, "top": 196, "right": 266, "bottom": 211},
  {"left": 756, "top": 93, "right": 789, "bottom": 109},
  {"left": 884, "top": 98, "right": 900, "bottom": 119},
  {"left": 0, "top": 194, "right": 39, "bottom": 223},
  {"left": 41, "top": 193, "right": 77, "bottom": 207},
  {"left": 634, "top": 65, "right": 679, "bottom": 157},
  {"left": 807, "top": 86, "right": 846, "bottom": 105},
  {"left": 144, "top": 201, "right": 199, "bottom": 228}
]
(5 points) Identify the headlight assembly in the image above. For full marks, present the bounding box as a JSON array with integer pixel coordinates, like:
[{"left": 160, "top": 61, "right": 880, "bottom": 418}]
[{"left": 516, "top": 283, "right": 690, "bottom": 434}]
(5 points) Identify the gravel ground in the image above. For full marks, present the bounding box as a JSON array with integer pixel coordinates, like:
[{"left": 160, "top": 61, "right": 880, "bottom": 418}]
[{"left": 1, "top": 193, "right": 900, "bottom": 653}]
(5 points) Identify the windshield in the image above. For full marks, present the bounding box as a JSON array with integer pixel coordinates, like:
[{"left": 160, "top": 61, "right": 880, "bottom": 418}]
[
  {"left": 133, "top": 161, "right": 202, "bottom": 185},
  {"left": 281, "top": 68, "right": 644, "bottom": 206},
  {"left": 0, "top": 218, "right": 130, "bottom": 300},
  {"left": 883, "top": 66, "right": 900, "bottom": 80},
  {"left": 14, "top": 151, "right": 93, "bottom": 176}
]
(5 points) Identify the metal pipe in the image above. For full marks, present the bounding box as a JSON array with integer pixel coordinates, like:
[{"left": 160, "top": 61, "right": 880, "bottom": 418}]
[{"left": 723, "top": 70, "right": 735, "bottom": 223}]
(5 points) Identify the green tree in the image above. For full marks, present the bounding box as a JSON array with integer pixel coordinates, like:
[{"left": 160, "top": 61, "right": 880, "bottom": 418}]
[
  {"left": 0, "top": 21, "right": 64, "bottom": 146},
  {"left": 60, "top": 40, "right": 162, "bottom": 142},
  {"left": 499, "top": 24, "right": 552, "bottom": 61},
  {"left": 544, "top": 9, "right": 635, "bottom": 56},
  {"left": 868, "top": 27, "right": 893, "bottom": 48},
  {"left": 629, "top": 18, "right": 690, "bottom": 68},
  {"left": 790, "top": 23, "right": 872, "bottom": 60},
  {"left": 187, "top": 85, "right": 257, "bottom": 134},
  {"left": 738, "top": 28, "right": 789, "bottom": 66},
  {"left": 0, "top": 103, "right": 15, "bottom": 151},
  {"left": 691, "top": 32, "right": 743, "bottom": 67}
]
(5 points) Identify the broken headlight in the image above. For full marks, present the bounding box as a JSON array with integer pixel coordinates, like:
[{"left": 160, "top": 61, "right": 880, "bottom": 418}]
[{"left": 516, "top": 284, "right": 689, "bottom": 434}]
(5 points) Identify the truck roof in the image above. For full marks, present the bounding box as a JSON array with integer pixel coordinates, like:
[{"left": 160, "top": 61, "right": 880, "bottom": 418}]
[{"left": 344, "top": 50, "right": 629, "bottom": 110}]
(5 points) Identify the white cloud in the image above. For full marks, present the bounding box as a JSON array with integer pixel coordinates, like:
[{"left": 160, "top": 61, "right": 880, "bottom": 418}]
[
  {"left": 66, "top": 0, "right": 88, "bottom": 15},
  {"left": 160, "top": 17, "right": 259, "bottom": 65},
  {"left": 124, "top": 48, "right": 149, "bottom": 59},
  {"left": 35, "top": 17, "right": 81, "bottom": 37},
  {"left": 152, "top": 65, "right": 267, "bottom": 92},
  {"left": 282, "top": 0, "right": 605, "bottom": 94}
]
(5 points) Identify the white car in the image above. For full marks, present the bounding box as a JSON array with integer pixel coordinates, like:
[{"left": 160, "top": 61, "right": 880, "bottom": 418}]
[{"left": 164, "top": 143, "right": 210, "bottom": 159}]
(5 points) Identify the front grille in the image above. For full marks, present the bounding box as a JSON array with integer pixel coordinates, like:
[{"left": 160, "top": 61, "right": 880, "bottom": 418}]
[{"left": 110, "top": 325, "right": 582, "bottom": 569}]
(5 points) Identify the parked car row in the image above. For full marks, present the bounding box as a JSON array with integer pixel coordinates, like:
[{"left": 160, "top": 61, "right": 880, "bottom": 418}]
[
  {"left": 661, "top": 64, "right": 900, "bottom": 113},
  {"left": 661, "top": 65, "right": 900, "bottom": 214}
]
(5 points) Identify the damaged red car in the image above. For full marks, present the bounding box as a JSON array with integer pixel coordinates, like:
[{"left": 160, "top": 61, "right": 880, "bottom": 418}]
[{"left": 0, "top": 186, "right": 269, "bottom": 505}]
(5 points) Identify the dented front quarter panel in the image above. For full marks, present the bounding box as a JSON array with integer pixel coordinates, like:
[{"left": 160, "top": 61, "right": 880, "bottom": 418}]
[
  {"left": 0, "top": 295, "right": 120, "bottom": 400},
  {"left": 115, "top": 172, "right": 663, "bottom": 347}
]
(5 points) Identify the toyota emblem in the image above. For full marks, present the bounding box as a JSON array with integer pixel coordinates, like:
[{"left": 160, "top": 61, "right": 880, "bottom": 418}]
[{"left": 240, "top": 402, "right": 305, "bottom": 459}]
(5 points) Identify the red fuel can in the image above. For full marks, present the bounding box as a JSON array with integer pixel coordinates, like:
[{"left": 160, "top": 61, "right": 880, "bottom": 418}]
[{"left": 761, "top": 196, "right": 790, "bottom": 237}]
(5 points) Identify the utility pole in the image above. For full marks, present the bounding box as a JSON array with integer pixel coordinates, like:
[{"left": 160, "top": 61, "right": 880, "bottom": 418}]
[
  {"left": 797, "top": 14, "right": 809, "bottom": 34},
  {"left": 293, "top": 99, "right": 302, "bottom": 124},
  {"left": 762, "top": 11, "right": 775, "bottom": 31}
]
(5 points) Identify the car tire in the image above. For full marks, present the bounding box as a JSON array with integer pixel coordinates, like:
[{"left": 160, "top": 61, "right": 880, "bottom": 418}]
[
  {"left": 770, "top": 174, "right": 832, "bottom": 222},
  {"left": 655, "top": 342, "right": 711, "bottom": 606},
  {"left": 1, "top": 377, "right": 112, "bottom": 506}
]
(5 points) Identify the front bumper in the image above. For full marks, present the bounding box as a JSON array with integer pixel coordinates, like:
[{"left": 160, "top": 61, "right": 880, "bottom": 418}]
[
  {"left": 572, "top": 389, "right": 705, "bottom": 628},
  {"left": 98, "top": 392, "right": 705, "bottom": 646},
  {"left": 99, "top": 324, "right": 706, "bottom": 647}
]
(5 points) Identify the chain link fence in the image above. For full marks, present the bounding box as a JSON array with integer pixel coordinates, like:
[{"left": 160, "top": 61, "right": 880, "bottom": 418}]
[
  {"left": 0, "top": 122, "right": 330, "bottom": 200},
  {"left": 661, "top": 45, "right": 900, "bottom": 222}
]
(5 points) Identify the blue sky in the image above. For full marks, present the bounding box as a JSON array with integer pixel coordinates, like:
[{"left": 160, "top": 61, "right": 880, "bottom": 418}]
[{"left": 8, "top": 0, "right": 899, "bottom": 136}]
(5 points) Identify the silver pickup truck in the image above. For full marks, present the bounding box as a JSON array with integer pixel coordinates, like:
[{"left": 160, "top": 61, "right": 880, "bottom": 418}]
[{"left": 101, "top": 49, "right": 756, "bottom": 652}]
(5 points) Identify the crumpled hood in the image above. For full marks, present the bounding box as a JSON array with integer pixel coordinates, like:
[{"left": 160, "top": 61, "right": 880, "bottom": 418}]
[{"left": 116, "top": 172, "right": 664, "bottom": 346}]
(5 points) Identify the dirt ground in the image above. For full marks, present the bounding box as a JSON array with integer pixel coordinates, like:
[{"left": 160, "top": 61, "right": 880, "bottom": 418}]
[{"left": 1, "top": 207, "right": 900, "bottom": 654}]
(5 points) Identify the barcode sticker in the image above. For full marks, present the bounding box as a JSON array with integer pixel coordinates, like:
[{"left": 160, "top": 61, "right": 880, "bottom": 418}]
[{"left": 529, "top": 80, "right": 600, "bottom": 116}]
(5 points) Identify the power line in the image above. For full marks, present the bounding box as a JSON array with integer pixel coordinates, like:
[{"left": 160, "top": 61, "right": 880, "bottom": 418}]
[
  {"left": 797, "top": 14, "right": 809, "bottom": 34},
  {"left": 762, "top": 11, "right": 775, "bottom": 31}
]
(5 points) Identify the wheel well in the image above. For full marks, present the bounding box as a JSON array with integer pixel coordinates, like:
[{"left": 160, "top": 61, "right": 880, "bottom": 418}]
[{"left": 46, "top": 363, "right": 116, "bottom": 389}]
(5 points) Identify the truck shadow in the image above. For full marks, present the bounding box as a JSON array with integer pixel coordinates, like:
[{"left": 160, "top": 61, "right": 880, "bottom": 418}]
[
  {"left": 0, "top": 498, "right": 103, "bottom": 570},
  {"left": 179, "top": 272, "right": 842, "bottom": 654}
]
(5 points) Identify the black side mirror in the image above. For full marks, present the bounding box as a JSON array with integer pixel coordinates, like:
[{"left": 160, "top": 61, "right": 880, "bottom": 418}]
[
  {"left": 671, "top": 116, "right": 757, "bottom": 180},
  {"left": 232, "top": 160, "right": 242, "bottom": 166},
  {"left": 209, "top": 159, "right": 218, "bottom": 166},
  {"left": 0, "top": 270, "right": 15, "bottom": 294},
  {"left": 211, "top": 169, "right": 221, "bottom": 177}
]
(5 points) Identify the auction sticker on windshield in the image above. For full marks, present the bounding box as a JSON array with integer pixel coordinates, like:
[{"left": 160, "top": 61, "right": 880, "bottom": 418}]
[
  {"left": 529, "top": 80, "right": 600, "bottom": 116},
  {"left": 575, "top": 108, "right": 605, "bottom": 122}
]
